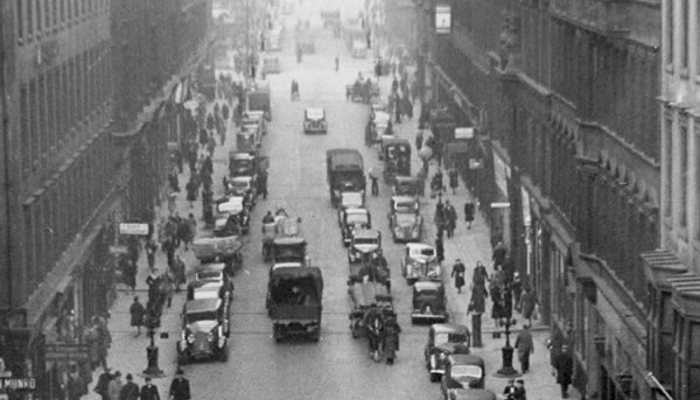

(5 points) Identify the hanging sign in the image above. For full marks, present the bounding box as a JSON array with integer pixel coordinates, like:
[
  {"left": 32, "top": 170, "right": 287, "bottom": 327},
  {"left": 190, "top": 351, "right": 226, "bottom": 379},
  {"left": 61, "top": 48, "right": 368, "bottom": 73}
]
[
  {"left": 118, "top": 223, "right": 149, "bottom": 236},
  {"left": 435, "top": 5, "right": 451, "bottom": 34}
]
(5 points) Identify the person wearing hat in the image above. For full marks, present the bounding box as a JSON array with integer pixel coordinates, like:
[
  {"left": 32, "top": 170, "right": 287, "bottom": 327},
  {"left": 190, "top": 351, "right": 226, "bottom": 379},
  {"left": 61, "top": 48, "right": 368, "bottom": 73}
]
[
  {"left": 140, "top": 376, "right": 160, "bottom": 400},
  {"left": 169, "top": 369, "right": 191, "bottom": 400},
  {"left": 108, "top": 371, "right": 123, "bottom": 400},
  {"left": 514, "top": 324, "right": 534, "bottom": 373},
  {"left": 451, "top": 259, "right": 466, "bottom": 293},
  {"left": 93, "top": 367, "right": 113, "bottom": 400},
  {"left": 514, "top": 379, "right": 527, "bottom": 400},
  {"left": 119, "top": 374, "right": 140, "bottom": 400},
  {"left": 503, "top": 378, "right": 517, "bottom": 400}
]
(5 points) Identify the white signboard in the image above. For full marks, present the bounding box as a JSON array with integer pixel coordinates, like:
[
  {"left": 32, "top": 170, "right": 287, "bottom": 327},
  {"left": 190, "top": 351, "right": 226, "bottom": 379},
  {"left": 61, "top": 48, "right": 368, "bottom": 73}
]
[
  {"left": 435, "top": 5, "right": 451, "bottom": 34},
  {"left": 119, "top": 223, "right": 149, "bottom": 236}
]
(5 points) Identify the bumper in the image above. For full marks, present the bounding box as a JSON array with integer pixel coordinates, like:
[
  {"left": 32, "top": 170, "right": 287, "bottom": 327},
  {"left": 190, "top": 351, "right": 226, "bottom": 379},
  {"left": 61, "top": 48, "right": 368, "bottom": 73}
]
[
  {"left": 178, "top": 340, "right": 226, "bottom": 359},
  {"left": 411, "top": 311, "right": 448, "bottom": 321},
  {"left": 304, "top": 123, "right": 327, "bottom": 133}
]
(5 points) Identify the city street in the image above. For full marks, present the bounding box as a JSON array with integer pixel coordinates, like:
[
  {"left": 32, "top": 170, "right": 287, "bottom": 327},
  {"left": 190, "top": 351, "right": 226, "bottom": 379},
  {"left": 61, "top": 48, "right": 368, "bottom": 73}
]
[{"left": 90, "top": 7, "right": 578, "bottom": 400}]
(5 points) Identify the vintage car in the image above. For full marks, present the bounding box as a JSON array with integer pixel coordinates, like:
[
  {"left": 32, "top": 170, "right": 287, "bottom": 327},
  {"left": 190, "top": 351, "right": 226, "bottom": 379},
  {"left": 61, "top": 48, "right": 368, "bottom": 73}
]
[
  {"left": 214, "top": 198, "right": 250, "bottom": 237},
  {"left": 393, "top": 175, "right": 424, "bottom": 197},
  {"left": 226, "top": 176, "right": 257, "bottom": 205},
  {"left": 262, "top": 56, "right": 281, "bottom": 74},
  {"left": 340, "top": 207, "right": 372, "bottom": 245},
  {"left": 303, "top": 108, "right": 328, "bottom": 134},
  {"left": 351, "top": 39, "right": 368, "bottom": 58},
  {"left": 370, "top": 101, "right": 389, "bottom": 120},
  {"left": 347, "top": 229, "right": 382, "bottom": 264},
  {"left": 191, "top": 235, "right": 242, "bottom": 264},
  {"left": 177, "top": 298, "right": 230, "bottom": 363},
  {"left": 371, "top": 111, "right": 392, "bottom": 143},
  {"left": 236, "top": 127, "right": 259, "bottom": 152},
  {"left": 194, "top": 263, "right": 235, "bottom": 294},
  {"left": 186, "top": 280, "right": 230, "bottom": 303},
  {"left": 242, "top": 110, "right": 268, "bottom": 134},
  {"left": 412, "top": 279, "right": 448, "bottom": 323},
  {"left": 402, "top": 242, "right": 441, "bottom": 284},
  {"left": 389, "top": 196, "right": 423, "bottom": 242},
  {"left": 446, "top": 389, "right": 497, "bottom": 400},
  {"left": 441, "top": 354, "right": 486, "bottom": 399},
  {"left": 382, "top": 138, "right": 411, "bottom": 183},
  {"left": 337, "top": 191, "right": 365, "bottom": 225},
  {"left": 424, "top": 323, "right": 471, "bottom": 382}
]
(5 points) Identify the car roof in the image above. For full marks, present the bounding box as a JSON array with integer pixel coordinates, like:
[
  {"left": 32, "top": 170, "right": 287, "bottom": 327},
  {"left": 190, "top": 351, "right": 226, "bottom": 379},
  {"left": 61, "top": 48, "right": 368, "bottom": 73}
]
[
  {"left": 383, "top": 137, "right": 410, "bottom": 146},
  {"left": 448, "top": 354, "right": 484, "bottom": 366},
  {"left": 431, "top": 323, "right": 469, "bottom": 335},
  {"left": 345, "top": 207, "right": 368, "bottom": 215},
  {"left": 273, "top": 237, "right": 307, "bottom": 246},
  {"left": 184, "top": 298, "right": 222, "bottom": 313},
  {"left": 230, "top": 152, "right": 254, "bottom": 160},
  {"left": 374, "top": 111, "right": 391, "bottom": 121},
  {"left": 305, "top": 107, "right": 324, "bottom": 115},
  {"left": 407, "top": 242, "right": 434, "bottom": 251},
  {"left": 231, "top": 176, "right": 252, "bottom": 183},
  {"left": 395, "top": 175, "right": 418, "bottom": 183},
  {"left": 353, "top": 229, "right": 380, "bottom": 239},
  {"left": 271, "top": 262, "right": 304, "bottom": 271},
  {"left": 392, "top": 195, "right": 417, "bottom": 204},
  {"left": 414, "top": 280, "right": 443, "bottom": 291}
]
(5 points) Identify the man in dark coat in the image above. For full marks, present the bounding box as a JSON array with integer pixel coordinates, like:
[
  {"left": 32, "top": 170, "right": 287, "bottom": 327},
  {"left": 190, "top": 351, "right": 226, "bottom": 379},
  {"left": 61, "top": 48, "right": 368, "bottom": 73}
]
[
  {"left": 514, "top": 324, "right": 534, "bottom": 373},
  {"left": 435, "top": 236, "right": 445, "bottom": 263},
  {"left": 472, "top": 261, "right": 489, "bottom": 287},
  {"left": 448, "top": 168, "right": 459, "bottom": 194},
  {"left": 464, "top": 200, "right": 475, "bottom": 229},
  {"left": 554, "top": 344, "right": 574, "bottom": 398},
  {"left": 66, "top": 365, "right": 87, "bottom": 400},
  {"left": 450, "top": 259, "right": 466, "bottom": 293},
  {"left": 129, "top": 296, "right": 146, "bottom": 337},
  {"left": 382, "top": 316, "right": 401, "bottom": 365},
  {"left": 493, "top": 241, "right": 507, "bottom": 268},
  {"left": 140, "top": 377, "right": 160, "bottom": 400},
  {"left": 444, "top": 201, "right": 457, "bottom": 238},
  {"left": 119, "top": 374, "right": 140, "bottom": 400},
  {"left": 93, "top": 367, "right": 113, "bottom": 400},
  {"left": 168, "top": 369, "right": 191, "bottom": 400},
  {"left": 468, "top": 283, "right": 488, "bottom": 347}
]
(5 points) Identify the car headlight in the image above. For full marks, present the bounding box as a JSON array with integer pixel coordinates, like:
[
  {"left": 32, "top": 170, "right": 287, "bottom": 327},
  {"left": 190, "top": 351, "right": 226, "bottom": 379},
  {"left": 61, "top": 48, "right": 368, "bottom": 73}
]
[
  {"left": 186, "top": 333, "right": 195, "bottom": 344},
  {"left": 394, "top": 227, "right": 402, "bottom": 235},
  {"left": 411, "top": 227, "right": 420, "bottom": 237},
  {"left": 438, "top": 352, "right": 447, "bottom": 361},
  {"left": 207, "top": 330, "right": 215, "bottom": 342},
  {"left": 430, "top": 354, "right": 437, "bottom": 368}
]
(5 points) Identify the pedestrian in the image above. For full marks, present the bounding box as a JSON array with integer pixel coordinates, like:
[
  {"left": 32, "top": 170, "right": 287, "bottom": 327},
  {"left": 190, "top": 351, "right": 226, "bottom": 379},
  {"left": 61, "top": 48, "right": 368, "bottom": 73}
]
[
  {"left": 140, "top": 377, "right": 161, "bottom": 400},
  {"left": 145, "top": 238, "right": 158, "bottom": 271},
  {"left": 222, "top": 103, "right": 230, "bottom": 121},
  {"left": 435, "top": 236, "right": 445, "bottom": 263},
  {"left": 172, "top": 254, "right": 186, "bottom": 293},
  {"left": 369, "top": 169, "right": 379, "bottom": 196},
  {"left": 554, "top": 344, "right": 574, "bottom": 398},
  {"left": 547, "top": 321, "right": 574, "bottom": 375},
  {"left": 415, "top": 130, "right": 423, "bottom": 151},
  {"left": 445, "top": 201, "right": 457, "bottom": 238},
  {"left": 66, "top": 364, "right": 87, "bottom": 400},
  {"left": 161, "top": 236, "right": 176, "bottom": 269},
  {"left": 334, "top": 55, "right": 339, "bottom": 71},
  {"left": 503, "top": 378, "right": 517, "bottom": 400},
  {"left": 186, "top": 177, "right": 198, "bottom": 208},
  {"left": 514, "top": 324, "right": 534, "bottom": 373},
  {"left": 129, "top": 296, "right": 146, "bottom": 337},
  {"left": 464, "top": 199, "right": 475, "bottom": 229},
  {"left": 514, "top": 379, "right": 527, "bottom": 400},
  {"left": 258, "top": 170, "right": 268, "bottom": 200},
  {"left": 467, "top": 282, "right": 487, "bottom": 347},
  {"left": 434, "top": 201, "right": 446, "bottom": 236},
  {"left": 108, "top": 371, "right": 123, "bottom": 400},
  {"left": 178, "top": 218, "right": 193, "bottom": 251},
  {"left": 519, "top": 287, "right": 537, "bottom": 325},
  {"left": 162, "top": 271, "right": 175, "bottom": 308},
  {"left": 491, "top": 284, "right": 503, "bottom": 328},
  {"left": 448, "top": 168, "right": 459, "bottom": 194},
  {"left": 206, "top": 112, "right": 214, "bottom": 132},
  {"left": 493, "top": 240, "right": 507, "bottom": 268},
  {"left": 93, "top": 367, "right": 113, "bottom": 400},
  {"left": 450, "top": 259, "right": 466, "bottom": 293},
  {"left": 491, "top": 264, "right": 505, "bottom": 290},
  {"left": 168, "top": 369, "right": 191, "bottom": 400},
  {"left": 168, "top": 167, "right": 179, "bottom": 193},
  {"left": 94, "top": 316, "right": 111, "bottom": 370},
  {"left": 119, "top": 374, "right": 139, "bottom": 400},
  {"left": 206, "top": 133, "right": 216, "bottom": 157},
  {"left": 123, "top": 258, "right": 137, "bottom": 292},
  {"left": 472, "top": 261, "right": 489, "bottom": 287},
  {"left": 382, "top": 316, "right": 401, "bottom": 365}
]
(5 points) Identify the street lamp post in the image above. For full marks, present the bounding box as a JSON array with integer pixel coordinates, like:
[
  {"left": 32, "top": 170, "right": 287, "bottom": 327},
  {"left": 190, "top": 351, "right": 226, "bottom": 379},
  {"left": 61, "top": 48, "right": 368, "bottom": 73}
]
[{"left": 496, "top": 280, "right": 518, "bottom": 376}]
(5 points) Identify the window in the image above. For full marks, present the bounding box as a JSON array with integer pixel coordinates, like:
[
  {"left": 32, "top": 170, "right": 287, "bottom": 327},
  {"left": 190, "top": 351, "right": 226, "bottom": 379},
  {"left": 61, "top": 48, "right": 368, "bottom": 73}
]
[
  {"left": 697, "top": 5, "right": 700, "bottom": 75},
  {"left": 66, "top": 0, "right": 71, "bottom": 20},
  {"left": 664, "top": 116, "right": 673, "bottom": 217},
  {"left": 23, "top": 205, "right": 35, "bottom": 289},
  {"left": 36, "top": 0, "right": 43, "bottom": 32},
  {"left": 38, "top": 74, "right": 47, "bottom": 157},
  {"left": 681, "top": 123, "right": 688, "bottom": 228},
  {"left": 667, "top": 0, "right": 674, "bottom": 64},
  {"left": 29, "top": 79, "right": 38, "bottom": 165},
  {"left": 27, "top": 0, "right": 34, "bottom": 36},
  {"left": 16, "top": 0, "right": 24, "bottom": 41},
  {"left": 681, "top": 0, "right": 689, "bottom": 69},
  {"left": 19, "top": 84, "right": 29, "bottom": 173},
  {"left": 44, "top": 0, "right": 51, "bottom": 30},
  {"left": 696, "top": 125, "right": 700, "bottom": 239},
  {"left": 52, "top": 0, "right": 58, "bottom": 27},
  {"left": 59, "top": 0, "right": 65, "bottom": 23}
]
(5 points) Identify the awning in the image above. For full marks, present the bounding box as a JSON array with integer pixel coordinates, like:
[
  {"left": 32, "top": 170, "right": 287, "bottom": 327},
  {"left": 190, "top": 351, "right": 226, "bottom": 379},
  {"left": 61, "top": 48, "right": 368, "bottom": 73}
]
[{"left": 642, "top": 250, "right": 688, "bottom": 290}]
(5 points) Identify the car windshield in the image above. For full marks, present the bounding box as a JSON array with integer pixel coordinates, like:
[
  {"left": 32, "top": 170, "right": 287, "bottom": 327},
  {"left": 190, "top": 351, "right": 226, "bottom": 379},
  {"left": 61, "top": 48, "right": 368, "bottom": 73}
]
[
  {"left": 196, "top": 271, "right": 222, "bottom": 280},
  {"left": 231, "top": 180, "right": 250, "bottom": 191},
  {"left": 354, "top": 238, "right": 378, "bottom": 246},
  {"left": 232, "top": 160, "right": 253, "bottom": 170},
  {"left": 306, "top": 110, "right": 324, "bottom": 120},
  {"left": 396, "top": 213, "right": 417, "bottom": 225},
  {"left": 346, "top": 213, "right": 368, "bottom": 225},
  {"left": 185, "top": 310, "right": 218, "bottom": 323},
  {"left": 395, "top": 202, "right": 417, "bottom": 213},
  {"left": 451, "top": 365, "right": 482, "bottom": 380},
  {"left": 435, "top": 332, "right": 468, "bottom": 346}
]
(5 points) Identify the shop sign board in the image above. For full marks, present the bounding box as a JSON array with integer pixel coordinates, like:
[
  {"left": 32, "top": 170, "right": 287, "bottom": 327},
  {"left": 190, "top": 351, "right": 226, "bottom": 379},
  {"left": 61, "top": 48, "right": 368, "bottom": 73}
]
[
  {"left": 44, "top": 344, "right": 90, "bottom": 362},
  {"left": 119, "top": 223, "right": 149, "bottom": 236},
  {"left": 435, "top": 5, "right": 451, "bottom": 34}
]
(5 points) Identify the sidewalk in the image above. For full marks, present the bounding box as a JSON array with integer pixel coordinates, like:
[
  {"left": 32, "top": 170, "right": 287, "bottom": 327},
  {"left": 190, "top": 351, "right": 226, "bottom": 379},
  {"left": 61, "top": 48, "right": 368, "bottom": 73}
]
[
  {"left": 376, "top": 69, "right": 581, "bottom": 399},
  {"left": 83, "top": 94, "right": 240, "bottom": 399}
]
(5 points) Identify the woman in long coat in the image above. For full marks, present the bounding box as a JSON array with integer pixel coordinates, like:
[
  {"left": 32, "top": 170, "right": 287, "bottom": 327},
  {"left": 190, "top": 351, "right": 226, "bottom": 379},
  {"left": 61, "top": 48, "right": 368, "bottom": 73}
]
[{"left": 383, "top": 317, "right": 401, "bottom": 365}]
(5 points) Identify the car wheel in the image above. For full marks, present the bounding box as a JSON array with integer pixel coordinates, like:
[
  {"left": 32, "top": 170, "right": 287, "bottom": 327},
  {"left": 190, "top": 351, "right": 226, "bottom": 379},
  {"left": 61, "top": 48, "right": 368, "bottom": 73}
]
[
  {"left": 429, "top": 373, "right": 439, "bottom": 383},
  {"left": 411, "top": 317, "right": 416, "bottom": 325}
]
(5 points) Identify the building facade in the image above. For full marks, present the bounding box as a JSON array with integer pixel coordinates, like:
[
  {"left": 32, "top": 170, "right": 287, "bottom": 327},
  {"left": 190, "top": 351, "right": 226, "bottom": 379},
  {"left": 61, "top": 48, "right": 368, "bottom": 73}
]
[
  {"left": 0, "top": 0, "right": 211, "bottom": 398},
  {"left": 645, "top": 1, "right": 700, "bottom": 400},
  {"left": 416, "top": 0, "right": 663, "bottom": 398}
]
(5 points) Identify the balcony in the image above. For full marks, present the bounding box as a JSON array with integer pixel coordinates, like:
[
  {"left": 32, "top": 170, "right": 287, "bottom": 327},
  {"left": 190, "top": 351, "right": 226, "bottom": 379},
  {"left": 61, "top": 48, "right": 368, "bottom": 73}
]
[{"left": 549, "top": 0, "right": 630, "bottom": 36}]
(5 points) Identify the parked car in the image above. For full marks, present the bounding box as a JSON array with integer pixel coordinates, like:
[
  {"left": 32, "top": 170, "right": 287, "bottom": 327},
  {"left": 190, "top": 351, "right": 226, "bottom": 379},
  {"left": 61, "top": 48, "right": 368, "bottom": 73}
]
[
  {"left": 393, "top": 175, "right": 424, "bottom": 197},
  {"left": 186, "top": 280, "right": 230, "bottom": 302},
  {"left": 339, "top": 207, "right": 371, "bottom": 246},
  {"left": 347, "top": 229, "right": 381, "bottom": 264},
  {"left": 337, "top": 191, "right": 365, "bottom": 226},
  {"left": 424, "top": 323, "right": 470, "bottom": 382},
  {"left": 388, "top": 196, "right": 423, "bottom": 242},
  {"left": 303, "top": 108, "right": 328, "bottom": 133},
  {"left": 401, "top": 242, "right": 441, "bottom": 284},
  {"left": 194, "top": 263, "right": 235, "bottom": 294},
  {"left": 441, "top": 355, "right": 486, "bottom": 399},
  {"left": 412, "top": 279, "right": 448, "bottom": 323},
  {"left": 177, "top": 298, "right": 230, "bottom": 363}
]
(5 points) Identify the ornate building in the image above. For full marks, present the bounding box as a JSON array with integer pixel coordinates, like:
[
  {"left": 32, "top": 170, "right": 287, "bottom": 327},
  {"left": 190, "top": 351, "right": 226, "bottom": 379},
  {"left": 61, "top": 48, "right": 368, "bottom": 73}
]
[
  {"left": 415, "top": 0, "right": 662, "bottom": 398},
  {"left": 0, "top": 0, "right": 211, "bottom": 397}
]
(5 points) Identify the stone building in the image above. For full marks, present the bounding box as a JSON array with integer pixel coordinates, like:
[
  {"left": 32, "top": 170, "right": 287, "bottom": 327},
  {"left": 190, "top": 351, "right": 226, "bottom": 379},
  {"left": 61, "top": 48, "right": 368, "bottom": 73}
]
[
  {"left": 0, "top": 0, "right": 211, "bottom": 397},
  {"left": 414, "top": 0, "right": 662, "bottom": 398}
]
